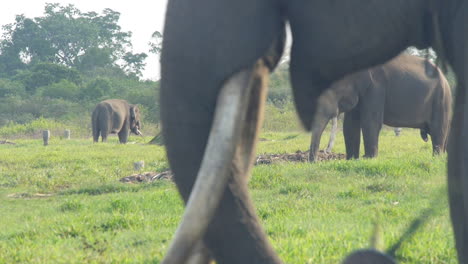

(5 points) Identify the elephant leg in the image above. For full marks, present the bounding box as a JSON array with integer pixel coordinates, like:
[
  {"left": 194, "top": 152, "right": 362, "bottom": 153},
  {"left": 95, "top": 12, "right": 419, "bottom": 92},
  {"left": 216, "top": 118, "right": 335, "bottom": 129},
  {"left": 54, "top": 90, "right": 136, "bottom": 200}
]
[
  {"left": 93, "top": 129, "right": 100, "bottom": 142},
  {"left": 361, "top": 118, "right": 383, "bottom": 158},
  {"left": 101, "top": 131, "right": 108, "bottom": 142},
  {"left": 118, "top": 120, "right": 131, "bottom": 144},
  {"left": 99, "top": 120, "right": 109, "bottom": 142},
  {"left": 160, "top": 0, "right": 286, "bottom": 261},
  {"left": 430, "top": 96, "right": 451, "bottom": 155},
  {"left": 447, "top": 87, "right": 468, "bottom": 264},
  {"left": 162, "top": 62, "right": 281, "bottom": 264},
  {"left": 309, "top": 114, "right": 333, "bottom": 162},
  {"left": 118, "top": 129, "right": 129, "bottom": 144},
  {"left": 343, "top": 109, "right": 361, "bottom": 159},
  {"left": 184, "top": 61, "right": 274, "bottom": 264},
  {"left": 360, "top": 84, "right": 385, "bottom": 158},
  {"left": 446, "top": 10, "right": 468, "bottom": 263},
  {"left": 325, "top": 115, "right": 338, "bottom": 153},
  {"left": 204, "top": 61, "right": 279, "bottom": 263}
]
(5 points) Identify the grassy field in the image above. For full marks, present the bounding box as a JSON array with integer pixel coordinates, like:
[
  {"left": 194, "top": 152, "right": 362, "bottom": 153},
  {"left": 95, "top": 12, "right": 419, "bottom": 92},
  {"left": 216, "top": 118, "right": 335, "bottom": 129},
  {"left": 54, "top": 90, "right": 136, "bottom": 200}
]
[{"left": 0, "top": 128, "right": 456, "bottom": 263}]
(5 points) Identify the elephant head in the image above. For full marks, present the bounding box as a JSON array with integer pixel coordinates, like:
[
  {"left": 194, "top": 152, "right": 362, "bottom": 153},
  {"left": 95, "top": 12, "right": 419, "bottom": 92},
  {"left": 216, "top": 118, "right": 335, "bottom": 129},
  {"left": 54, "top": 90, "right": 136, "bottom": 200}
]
[
  {"left": 308, "top": 74, "right": 361, "bottom": 162},
  {"left": 317, "top": 75, "right": 362, "bottom": 117},
  {"left": 130, "top": 105, "right": 142, "bottom": 136}
]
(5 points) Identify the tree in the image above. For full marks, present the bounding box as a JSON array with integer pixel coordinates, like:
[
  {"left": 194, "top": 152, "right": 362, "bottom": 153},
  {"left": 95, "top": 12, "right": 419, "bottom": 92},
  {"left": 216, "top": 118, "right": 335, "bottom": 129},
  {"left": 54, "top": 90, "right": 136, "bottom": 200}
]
[
  {"left": 76, "top": 47, "right": 113, "bottom": 72},
  {"left": 80, "top": 78, "right": 112, "bottom": 101},
  {"left": 0, "top": 79, "right": 25, "bottom": 98},
  {"left": 149, "top": 31, "right": 162, "bottom": 55},
  {"left": 38, "top": 79, "right": 79, "bottom": 100},
  {"left": 13, "top": 62, "right": 81, "bottom": 93},
  {"left": 0, "top": 3, "right": 147, "bottom": 77},
  {"left": 122, "top": 52, "right": 148, "bottom": 78}
]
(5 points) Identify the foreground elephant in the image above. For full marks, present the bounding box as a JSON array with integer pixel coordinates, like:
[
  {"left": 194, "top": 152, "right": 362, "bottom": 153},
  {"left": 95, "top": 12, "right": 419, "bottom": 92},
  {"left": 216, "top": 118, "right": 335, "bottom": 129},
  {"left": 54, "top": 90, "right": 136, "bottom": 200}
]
[
  {"left": 160, "top": 1, "right": 467, "bottom": 263},
  {"left": 309, "top": 54, "right": 452, "bottom": 162},
  {"left": 92, "top": 99, "right": 142, "bottom": 143}
]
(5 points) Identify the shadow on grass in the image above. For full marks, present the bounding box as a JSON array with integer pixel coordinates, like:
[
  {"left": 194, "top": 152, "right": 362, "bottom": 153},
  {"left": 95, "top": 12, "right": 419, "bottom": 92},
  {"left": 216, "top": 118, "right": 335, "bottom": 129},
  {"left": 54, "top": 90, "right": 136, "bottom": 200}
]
[
  {"left": 386, "top": 188, "right": 447, "bottom": 258},
  {"left": 59, "top": 181, "right": 171, "bottom": 196}
]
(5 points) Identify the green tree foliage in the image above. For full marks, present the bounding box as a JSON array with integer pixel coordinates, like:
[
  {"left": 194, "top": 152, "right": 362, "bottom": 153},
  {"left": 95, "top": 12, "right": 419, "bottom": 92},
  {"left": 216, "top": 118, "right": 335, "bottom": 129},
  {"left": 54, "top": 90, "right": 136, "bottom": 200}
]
[
  {"left": 38, "top": 80, "right": 80, "bottom": 100},
  {"left": 0, "top": 3, "right": 165, "bottom": 131},
  {"left": 122, "top": 52, "right": 148, "bottom": 78},
  {"left": 0, "top": 79, "right": 25, "bottom": 98},
  {"left": 13, "top": 62, "right": 81, "bottom": 93},
  {"left": 149, "top": 31, "right": 162, "bottom": 55},
  {"left": 0, "top": 3, "right": 147, "bottom": 77},
  {"left": 80, "top": 78, "right": 112, "bottom": 101},
  {"left": 76, "top": 47, "right": 113, "bottom": 72},
  {"left": 268, "top": 62, "right": 292, "bottom": 107}
]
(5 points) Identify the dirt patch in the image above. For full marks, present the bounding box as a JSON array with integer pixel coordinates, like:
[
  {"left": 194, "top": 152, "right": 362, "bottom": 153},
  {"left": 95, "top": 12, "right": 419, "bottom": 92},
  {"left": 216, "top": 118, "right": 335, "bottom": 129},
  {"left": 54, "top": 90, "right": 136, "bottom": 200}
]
[
  {"left": 255, "top": 150, "right": 346, "bottom": 165},
  {"left": 119, "top": 170, "right": 173, "bottom": 183},
  {"left": 119, "top": 151, "right": 345, "bottom": 184}
]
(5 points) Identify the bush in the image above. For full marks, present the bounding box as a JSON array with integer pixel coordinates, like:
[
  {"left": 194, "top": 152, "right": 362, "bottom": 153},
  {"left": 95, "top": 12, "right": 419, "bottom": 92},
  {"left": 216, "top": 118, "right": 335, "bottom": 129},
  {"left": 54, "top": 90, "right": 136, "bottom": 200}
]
[
  {"left": 0, "top": 79, "right": 26, "bottom": 98},
  {"left": 268, "top": 63, "right": 292, "bottom": 106},
  {"left": 80, "top": 78, "right": 112, "bottom": 101},
  {"left": 38, "top": 80, "right": 80, "bottom": 100},
  {"left": 263, "top": 102, "right": 302, "bottom": 132},
  {"left": 0, "top": 117, "right": 90, "bottom": 138},
  {"left": 14, "top": 62, "right": 82, "bottom": 93}
]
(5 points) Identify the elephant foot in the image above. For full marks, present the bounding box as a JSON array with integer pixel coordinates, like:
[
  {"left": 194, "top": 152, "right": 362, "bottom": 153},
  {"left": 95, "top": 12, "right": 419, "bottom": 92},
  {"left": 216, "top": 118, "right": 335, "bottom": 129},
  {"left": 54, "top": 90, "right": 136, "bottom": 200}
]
[
  {"left": 308, "top": 155, "right": 317, "bottom": 163},
  {"left": 342, "top": 249, "right": 395, "bottom": 264},
  {"left": 432, "top": 145, "right": 442, "bottom": 155}
]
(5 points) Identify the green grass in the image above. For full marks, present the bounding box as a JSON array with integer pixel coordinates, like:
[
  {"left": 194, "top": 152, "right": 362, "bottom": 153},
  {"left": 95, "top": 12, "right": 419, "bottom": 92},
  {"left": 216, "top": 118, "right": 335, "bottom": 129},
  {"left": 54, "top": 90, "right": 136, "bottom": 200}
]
[{"left": 0, "top": 128, "right": 456, "bottom": 263}]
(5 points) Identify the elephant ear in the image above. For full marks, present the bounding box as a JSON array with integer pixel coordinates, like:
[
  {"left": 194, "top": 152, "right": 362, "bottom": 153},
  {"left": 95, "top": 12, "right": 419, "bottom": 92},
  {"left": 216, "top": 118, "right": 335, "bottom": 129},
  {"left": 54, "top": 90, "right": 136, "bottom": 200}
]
[
  {"left": 362, "top": 67, "right": 386, "bottom": 95},
  {"left": 338, "top": 94, "right": 359, "bottom": 112},
  {"left": 130, "top": 105, "right": 138, "bottom": 119}
]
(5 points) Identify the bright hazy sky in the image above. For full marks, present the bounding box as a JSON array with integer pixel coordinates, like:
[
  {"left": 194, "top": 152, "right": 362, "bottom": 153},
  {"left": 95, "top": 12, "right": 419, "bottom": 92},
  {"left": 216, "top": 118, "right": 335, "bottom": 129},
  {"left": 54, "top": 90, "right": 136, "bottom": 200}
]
[{"left": 0, "top": 0, "right": 168, "bottom": 80}]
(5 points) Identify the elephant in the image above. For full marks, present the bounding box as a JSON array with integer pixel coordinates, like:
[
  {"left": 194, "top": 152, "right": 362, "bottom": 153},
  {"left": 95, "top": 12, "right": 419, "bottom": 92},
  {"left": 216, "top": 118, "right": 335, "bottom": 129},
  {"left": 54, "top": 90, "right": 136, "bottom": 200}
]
[
  {"left": 160, "top": 1, "right": 468, "bottom": 263},
  {"left": 308, "top": 54, "right": 452, "bottom": 162},
  {"left": 91, "top": 99, "right": 142, "bottom": 143}
]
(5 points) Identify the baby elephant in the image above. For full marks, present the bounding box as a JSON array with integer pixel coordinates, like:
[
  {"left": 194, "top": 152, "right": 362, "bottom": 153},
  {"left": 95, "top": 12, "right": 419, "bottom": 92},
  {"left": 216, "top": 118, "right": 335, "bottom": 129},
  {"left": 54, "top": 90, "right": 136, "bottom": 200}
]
[{"left": 92, "top": 99, "right": 142, "bottom": 143}]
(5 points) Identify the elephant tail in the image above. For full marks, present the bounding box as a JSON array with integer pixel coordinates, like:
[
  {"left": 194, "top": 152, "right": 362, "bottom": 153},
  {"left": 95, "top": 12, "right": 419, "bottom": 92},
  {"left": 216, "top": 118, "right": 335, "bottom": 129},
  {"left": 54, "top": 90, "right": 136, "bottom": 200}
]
[{"left": 420, "top": 129, "right": 429, "bottom": 142}]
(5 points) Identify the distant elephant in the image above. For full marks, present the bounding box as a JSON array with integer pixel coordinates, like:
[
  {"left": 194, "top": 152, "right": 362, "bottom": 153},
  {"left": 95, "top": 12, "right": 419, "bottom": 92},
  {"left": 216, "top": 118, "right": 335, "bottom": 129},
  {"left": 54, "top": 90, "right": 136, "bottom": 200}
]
[
  {"left": 160, "top": 1, "right": 468, "bottom": 263},
  {"left": 92, "top": 99, "right": 142, "bottom": 143},
  {"left": 308, "top": 54, "right": 452, "bottom": 162}
]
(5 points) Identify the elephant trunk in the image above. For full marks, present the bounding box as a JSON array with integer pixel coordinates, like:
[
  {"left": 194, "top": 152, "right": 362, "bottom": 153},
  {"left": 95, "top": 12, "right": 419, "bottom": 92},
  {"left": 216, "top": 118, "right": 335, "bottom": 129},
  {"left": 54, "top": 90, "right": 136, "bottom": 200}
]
[
  {"left": 161, "top": 68, "right": 255, "bottom": 264},
  {"left": 326, "top": 115, "right": 339, "bottom": 153},
  {"left": 309, "top": 114, "right": 330, "bottom": 162}
]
